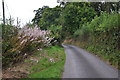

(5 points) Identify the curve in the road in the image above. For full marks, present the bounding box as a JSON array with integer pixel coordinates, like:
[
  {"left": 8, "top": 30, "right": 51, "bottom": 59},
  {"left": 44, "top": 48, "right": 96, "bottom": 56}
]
[{"left": 62, "top": 44, "right": 118, "bottom": 78}]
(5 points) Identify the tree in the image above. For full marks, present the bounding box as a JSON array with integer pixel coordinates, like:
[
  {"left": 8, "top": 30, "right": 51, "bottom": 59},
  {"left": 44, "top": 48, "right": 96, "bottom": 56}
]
[
  {"left": 90, "top": 2, "right": 119, "bottom": 15},
  {"left": 38, "top": 6, "right": 62, "bottom": 30},
  {"left": 61, "top": 2, "right": 96, "bottom": 36},
  {"left": 32, "top": 6, "right": 49, "bottom": 24}
]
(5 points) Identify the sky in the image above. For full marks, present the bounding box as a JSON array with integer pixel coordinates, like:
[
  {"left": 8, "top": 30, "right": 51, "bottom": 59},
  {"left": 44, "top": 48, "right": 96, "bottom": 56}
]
[{"left": 0, "top": 0, "right": 59, "bottom": 26}]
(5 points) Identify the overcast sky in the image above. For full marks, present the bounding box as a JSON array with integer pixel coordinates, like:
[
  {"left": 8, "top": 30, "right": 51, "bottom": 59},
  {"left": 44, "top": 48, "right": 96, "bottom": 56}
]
[{"left": 0, "top": 0, "right": 59, "bottom": 26}]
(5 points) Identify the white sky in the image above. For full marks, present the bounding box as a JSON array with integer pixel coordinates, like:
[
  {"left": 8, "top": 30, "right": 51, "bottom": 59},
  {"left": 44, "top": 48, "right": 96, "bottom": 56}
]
[{"left": 0, "top": 0, "right": 59, "bottom": 26}]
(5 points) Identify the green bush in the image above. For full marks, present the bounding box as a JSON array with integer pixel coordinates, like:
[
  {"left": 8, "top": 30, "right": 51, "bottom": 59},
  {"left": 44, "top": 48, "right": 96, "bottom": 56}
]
[
  {"left": 74, "top": 12, "right": 120, "bottom": 68},
  {"left": 2, "top": 24, "right": 18, "bottom": 53},
  {"left": 74, "top": 23, "right": 91, "bottom": 41}
]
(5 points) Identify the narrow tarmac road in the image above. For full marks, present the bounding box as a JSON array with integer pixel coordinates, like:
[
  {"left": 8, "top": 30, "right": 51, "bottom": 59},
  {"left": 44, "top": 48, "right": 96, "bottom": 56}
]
[{"left": 62, "top": 44, "right": 118, "bottom": 78}]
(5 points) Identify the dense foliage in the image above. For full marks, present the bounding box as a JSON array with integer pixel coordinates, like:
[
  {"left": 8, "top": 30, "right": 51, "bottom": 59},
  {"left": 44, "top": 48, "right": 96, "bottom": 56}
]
[
  {"left": 61, "top": 3, "right": 96, "bottom": 36},
  {"left": 32, "top": 2, "right": 97, "bottom": 41},
  {"left": 2, "top": 24, "right": 53, "bottom": 67},
  {"left": 2, "top": 2, "right": 120, "bottom": 69},
  {"left": 73, "top": 12, "right": 120, "bottom": 68},
  {"left": 32, "top": 2, "right": 119, "bottom": 68}
]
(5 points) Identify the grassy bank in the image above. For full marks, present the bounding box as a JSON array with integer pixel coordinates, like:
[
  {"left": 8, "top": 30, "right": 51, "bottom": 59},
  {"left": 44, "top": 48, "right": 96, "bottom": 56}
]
[
  {"left": 2, "top": 46, "right": 66, "bottom": 78},
  {"left": 28, "top": 46, "right": 66, "bottom": 78}
]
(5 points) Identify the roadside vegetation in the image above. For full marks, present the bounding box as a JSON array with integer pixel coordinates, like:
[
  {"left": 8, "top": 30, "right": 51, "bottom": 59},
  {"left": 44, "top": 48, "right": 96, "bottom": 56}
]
[
  {"left": 1, "top": 1, "right": 120, "bottom": 78},
  {"left": 2, "top": 24, "right": 53, "bottom": 68},
  {"left": 32, "top": 2, "right": 119, "bottom": 69},
  {"left": 72, "top": 12, "right": 120, "bottom": 69},
  {"left": 2, "top": 46, "right": 65, "bottom": 78},
  {"left": 29, "top": 46, "right": 65, "bottom": 78}
]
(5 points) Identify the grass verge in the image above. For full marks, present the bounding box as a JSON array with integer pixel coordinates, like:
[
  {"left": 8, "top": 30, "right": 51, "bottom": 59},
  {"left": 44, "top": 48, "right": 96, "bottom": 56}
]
[{"left": 28, "top": 46, "right": 66, "bottom": 78}]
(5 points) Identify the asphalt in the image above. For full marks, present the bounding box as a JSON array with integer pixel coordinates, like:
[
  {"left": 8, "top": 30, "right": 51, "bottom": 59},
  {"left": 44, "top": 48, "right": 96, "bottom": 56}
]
[{"left": 62, "top": 44, "right": 118, "bottom": 78}]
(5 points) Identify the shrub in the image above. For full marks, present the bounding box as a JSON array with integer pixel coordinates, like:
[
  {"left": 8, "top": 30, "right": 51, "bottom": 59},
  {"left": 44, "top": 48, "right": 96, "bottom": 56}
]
[
  {"left": 74, "top": 12, "right": 120, "bottom": 68},
  {"left": 74, "top": 23, "right": 91, "bottom": 41},
  {"left": 2, "top": 25, "right": 53, "bottom": 67}
]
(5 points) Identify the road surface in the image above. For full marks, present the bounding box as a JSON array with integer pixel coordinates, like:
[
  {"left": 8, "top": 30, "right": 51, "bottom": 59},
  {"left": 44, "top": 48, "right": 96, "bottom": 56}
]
[{"left": 62, "top": 44, "right": 118, "bottom": 78}]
